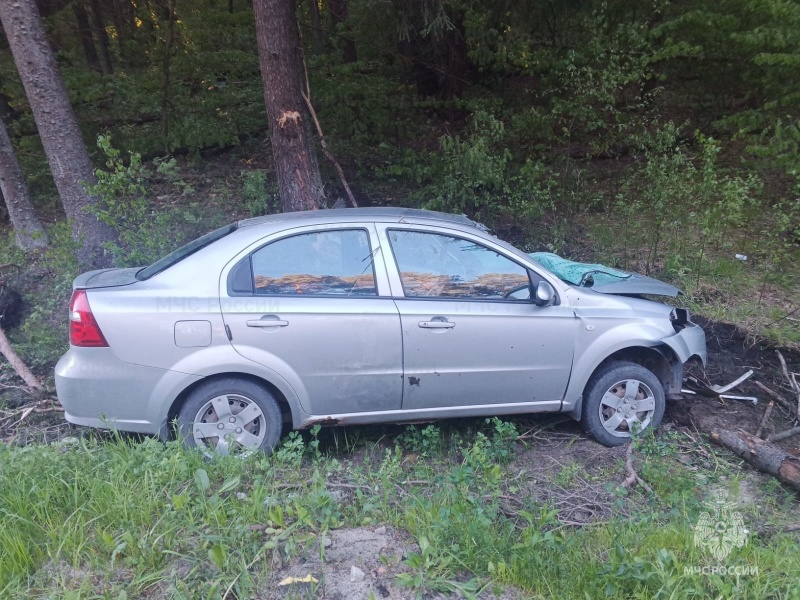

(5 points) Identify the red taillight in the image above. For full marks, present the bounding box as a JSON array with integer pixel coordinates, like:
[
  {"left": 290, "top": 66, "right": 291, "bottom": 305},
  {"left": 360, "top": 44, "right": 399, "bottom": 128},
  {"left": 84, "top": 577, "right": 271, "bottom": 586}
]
[{"left": 69, "top": 290, "right": 108, "bottom": 347}]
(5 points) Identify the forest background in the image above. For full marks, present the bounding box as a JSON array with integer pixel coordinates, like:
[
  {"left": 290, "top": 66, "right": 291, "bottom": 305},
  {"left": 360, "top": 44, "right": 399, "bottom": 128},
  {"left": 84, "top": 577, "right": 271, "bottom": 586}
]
[
  {"left": 0, "top": 0, "right": 799, "bottom": 366},
  {"left": 1, "top": 2, "right": 800, "bottom": 598}
]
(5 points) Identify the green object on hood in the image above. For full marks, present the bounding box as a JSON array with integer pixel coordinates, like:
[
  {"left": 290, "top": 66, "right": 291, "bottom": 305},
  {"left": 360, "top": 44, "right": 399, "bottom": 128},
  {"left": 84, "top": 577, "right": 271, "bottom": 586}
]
[{"left": 529, "top": 252, "right": 631, "bottom": 286}]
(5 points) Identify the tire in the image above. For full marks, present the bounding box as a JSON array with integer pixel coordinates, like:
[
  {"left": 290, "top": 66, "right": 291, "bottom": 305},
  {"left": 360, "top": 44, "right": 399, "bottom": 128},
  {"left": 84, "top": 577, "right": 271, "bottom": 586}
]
[
  {"left": 177, "top": 377, "right": 283, "bottom": 456},
  {"left": 580, "top": 361, "right": 665, "bottom": 447}
]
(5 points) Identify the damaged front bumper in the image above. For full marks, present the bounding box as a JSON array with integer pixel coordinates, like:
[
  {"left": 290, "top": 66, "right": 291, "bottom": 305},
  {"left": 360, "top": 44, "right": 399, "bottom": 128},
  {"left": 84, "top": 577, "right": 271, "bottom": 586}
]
[{"left": 662, "top": 320, "right": 707, "bottom": 366}]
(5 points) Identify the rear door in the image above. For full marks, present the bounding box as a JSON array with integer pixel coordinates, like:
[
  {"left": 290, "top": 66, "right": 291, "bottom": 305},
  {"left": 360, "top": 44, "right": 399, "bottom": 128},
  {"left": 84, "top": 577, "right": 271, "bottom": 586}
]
[
  {"left": 220, "top": 224, "right": 403, "bottom": 416},
  {"left": 379, "top": 225, "right": 576, "bottom": 411}
]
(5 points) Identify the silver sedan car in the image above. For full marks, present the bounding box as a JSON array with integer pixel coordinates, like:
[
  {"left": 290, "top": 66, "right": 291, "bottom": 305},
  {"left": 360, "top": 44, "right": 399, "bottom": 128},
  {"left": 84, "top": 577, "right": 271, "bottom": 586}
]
[{"left": 55, "top": 208, "right": 706, "bottom": 454}]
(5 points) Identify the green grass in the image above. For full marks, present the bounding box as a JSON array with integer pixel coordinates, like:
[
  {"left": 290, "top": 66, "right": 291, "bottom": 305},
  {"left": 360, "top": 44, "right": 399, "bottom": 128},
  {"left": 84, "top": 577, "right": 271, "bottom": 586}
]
[{"left": 1, "top": 428, "right": 798, "bottom": 599}]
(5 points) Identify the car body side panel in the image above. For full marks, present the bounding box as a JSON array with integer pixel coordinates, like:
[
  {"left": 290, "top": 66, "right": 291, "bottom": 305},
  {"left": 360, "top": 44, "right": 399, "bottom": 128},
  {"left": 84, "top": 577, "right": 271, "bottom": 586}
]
[
  {"left": 55, "top": 346, "right": 201, "bottom": 434},
  {"left": 374, "top": 222, "right": 575, "bottom": 408},
  {"left": 299, "top": 400, "right": 562, "bottom": 428},
  {"left": 161, "top": 343, "right": 306, "bottom": 411},
  {"left": 392, "top": 298, "right": 576, "bottom": 408},
  {"left": 87, "top": 287, "right": 228, "bottom": 372},
  {"left": 218, "top": 223, "right": 403, "bottom": 416},
  {"left": 222, "top": 298, "right": 403, "bottom": 415}
]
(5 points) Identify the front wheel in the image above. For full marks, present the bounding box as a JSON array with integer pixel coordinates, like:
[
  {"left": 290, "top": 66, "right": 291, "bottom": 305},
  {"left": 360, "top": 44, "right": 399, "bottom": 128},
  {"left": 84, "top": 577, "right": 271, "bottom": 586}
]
[
  {"left": 580, "top": 361, "right": 665, "bottom": 447},
  {"left": 177, "top": 378, "right": 283, "bottom": 457}
]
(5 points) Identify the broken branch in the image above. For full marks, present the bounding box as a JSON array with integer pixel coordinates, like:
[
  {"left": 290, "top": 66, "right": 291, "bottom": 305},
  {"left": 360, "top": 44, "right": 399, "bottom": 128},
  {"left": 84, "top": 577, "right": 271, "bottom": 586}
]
[
  {"left": 755, "top": 399, "right": 775, "bottom": 439},
  {"left": 0, "top": 326, "right": 41, "bottom": 389},
  {"left": 768, "top": 426, "right": 800, "bottom": 444},
  {"left": 754, "top": 381, "right": 795, "bottom": 416},
  {"left": 301, "top": 91, "right": 358, "bottom": 208},
  {"left": 776, "top": 350, "right": 800, "bottom": 422},
  {"left": 300, "top": 57, "right": 357, "bottom": 209}
]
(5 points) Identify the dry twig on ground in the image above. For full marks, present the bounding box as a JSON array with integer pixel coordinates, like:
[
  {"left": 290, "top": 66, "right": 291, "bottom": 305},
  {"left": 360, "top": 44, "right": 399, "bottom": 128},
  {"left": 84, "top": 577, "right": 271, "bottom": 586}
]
[
  {"left": 0, "top": 397, "right": 63, "bottom": 431},
  {"left": 754, "top": 381, "right": 795, "bottom": 417},
  {"left": 621, "top": 443, "right": 653, "bottom": 494},
  {"left": 768, "top": 426, "right": 800, "bottom": 443},
  {"left": 776, "top": 350, "right": 800, "bottom": 421},
  {"left": 755, "top": 399, "right": 775, "bottom": 439}
]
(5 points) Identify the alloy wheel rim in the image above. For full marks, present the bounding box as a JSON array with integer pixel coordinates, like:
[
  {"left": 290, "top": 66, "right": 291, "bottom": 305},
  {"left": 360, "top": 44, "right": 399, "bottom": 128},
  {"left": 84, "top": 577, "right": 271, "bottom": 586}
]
[
  {"left": 192, "top": 393, "right": 266, "bottom": 456},
  {"left": 598, "top": 379, "right": 656, "bottom": 438}
]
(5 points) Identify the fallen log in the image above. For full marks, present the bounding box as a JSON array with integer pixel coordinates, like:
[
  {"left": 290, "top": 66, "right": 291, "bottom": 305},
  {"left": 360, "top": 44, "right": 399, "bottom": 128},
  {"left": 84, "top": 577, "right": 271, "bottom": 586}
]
[{"left": 710, "top": 429, "right": 800, "bottom": 491}]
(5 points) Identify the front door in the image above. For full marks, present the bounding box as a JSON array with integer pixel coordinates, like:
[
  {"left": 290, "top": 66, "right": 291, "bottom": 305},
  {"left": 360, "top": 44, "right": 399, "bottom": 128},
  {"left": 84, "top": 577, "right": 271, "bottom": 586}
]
[
  {"left": 220, "top": 225, "right": 402, "bottom": 416},
  {"left": 381, "top": 227, "right": 575, "bottom": 410}
]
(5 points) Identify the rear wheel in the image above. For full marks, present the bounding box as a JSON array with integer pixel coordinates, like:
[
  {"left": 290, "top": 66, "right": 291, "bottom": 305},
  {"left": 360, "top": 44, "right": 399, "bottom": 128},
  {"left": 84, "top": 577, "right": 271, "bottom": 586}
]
[
  {"left": 580, "top": 361, "right": 665, "bottom": 447},
  {"left": 178, "top": 378, "right": 282, "bottom": 456}
]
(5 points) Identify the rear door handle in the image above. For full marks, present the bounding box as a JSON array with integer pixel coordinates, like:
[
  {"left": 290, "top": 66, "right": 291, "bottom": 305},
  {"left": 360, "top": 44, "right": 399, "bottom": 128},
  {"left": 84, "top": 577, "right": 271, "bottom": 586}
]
[
  {"left": 419, "top": 319, "right": 455, "bottom": 329},
  {"left": 247, "top": 315, "right": 289, "bottom": 328}
]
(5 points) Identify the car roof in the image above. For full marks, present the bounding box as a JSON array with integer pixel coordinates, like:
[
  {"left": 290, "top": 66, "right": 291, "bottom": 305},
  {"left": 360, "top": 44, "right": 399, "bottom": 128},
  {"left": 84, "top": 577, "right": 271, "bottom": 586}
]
[{"left": 238, "top": 207, "right": 486, "bottom": 230}]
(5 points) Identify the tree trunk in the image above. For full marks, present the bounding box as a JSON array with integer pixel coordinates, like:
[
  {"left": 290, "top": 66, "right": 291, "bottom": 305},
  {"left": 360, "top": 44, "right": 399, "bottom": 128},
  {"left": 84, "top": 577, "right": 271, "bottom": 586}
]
[
  {"left": 109, "top": 1, "right": 125, "bottom": 41},
  {"left": 73, "top": 0, "right": 102, "bottom": 73},
  {"left": 307, "top": 0, "right": 324, "bottom": 54},
  {"left": 711, "top": 429, "right": 800, "bottom": 491},
  {"left": 253, "top": 0, "right": 325, "bottom": 212},
  {"left": 89, "top": 0, "right": 114, "bottom": 74},
  {"left": 0, "top": 116, "right": 48, "bottom": 250},
  {"left": 0, "top": 0, "right": 117, "bottom": 268},
  {"left": 329, "top": 0, "right": 356, "bottom": 63},
  {"left": 432, "top": 10, "right": 470, "bottom": 100},
  {"left": 161, "top": 0, "right": 177, "bottom": 151},
  {"left": 110, "top": 0, "right": 133, "bottom": 43}
]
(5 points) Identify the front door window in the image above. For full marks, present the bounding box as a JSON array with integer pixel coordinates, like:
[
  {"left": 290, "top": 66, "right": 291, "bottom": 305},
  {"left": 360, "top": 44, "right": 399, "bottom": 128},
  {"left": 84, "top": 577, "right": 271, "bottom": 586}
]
[{"left": 387, "top": 230, "right": 530, "bottom": 300}]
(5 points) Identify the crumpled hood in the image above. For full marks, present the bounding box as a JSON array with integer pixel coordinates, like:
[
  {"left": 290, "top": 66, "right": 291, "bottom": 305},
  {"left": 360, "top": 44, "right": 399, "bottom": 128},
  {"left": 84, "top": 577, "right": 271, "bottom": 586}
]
[
  {"left": 588, "top": 273, "right": 682, "bottom": 297},
  {"left": 529, "top": 252, "right": 682, "bottom": 297}
]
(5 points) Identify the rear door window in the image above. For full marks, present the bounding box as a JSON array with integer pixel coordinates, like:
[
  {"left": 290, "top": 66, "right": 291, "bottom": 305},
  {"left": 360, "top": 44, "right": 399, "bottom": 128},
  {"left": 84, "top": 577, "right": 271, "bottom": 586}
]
[{"left": 249, "top": 229, "right": 377, "bottom": 296}]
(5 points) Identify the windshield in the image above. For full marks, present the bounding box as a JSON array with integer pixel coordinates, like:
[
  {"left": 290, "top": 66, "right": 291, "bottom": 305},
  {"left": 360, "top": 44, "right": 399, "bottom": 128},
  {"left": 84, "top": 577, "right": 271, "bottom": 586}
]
[{"left": 136, "top": 224, "right": 238, "bottom": 280}]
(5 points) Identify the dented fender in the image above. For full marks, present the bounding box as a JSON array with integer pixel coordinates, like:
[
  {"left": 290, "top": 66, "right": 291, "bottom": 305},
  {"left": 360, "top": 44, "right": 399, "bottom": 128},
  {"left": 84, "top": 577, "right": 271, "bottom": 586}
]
[
  {"left": 661, "top": 323, "right": 707, "bottom": 365},
  {"left": 561, "top": 316, "right": 706, "bottom": 416}
]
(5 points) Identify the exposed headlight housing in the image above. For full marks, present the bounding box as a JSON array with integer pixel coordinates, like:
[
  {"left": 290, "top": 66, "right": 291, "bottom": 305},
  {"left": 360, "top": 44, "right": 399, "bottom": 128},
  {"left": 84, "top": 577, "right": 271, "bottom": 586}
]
[{"left": 670, "top": 308, "right": 690, "bottom": 332}]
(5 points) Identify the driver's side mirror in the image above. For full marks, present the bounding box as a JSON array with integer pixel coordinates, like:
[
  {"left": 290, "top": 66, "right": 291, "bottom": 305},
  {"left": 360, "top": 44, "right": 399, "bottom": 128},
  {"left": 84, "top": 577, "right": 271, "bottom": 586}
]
[{"left": 534, "top": 281, "right": 556, "bottom": 306}]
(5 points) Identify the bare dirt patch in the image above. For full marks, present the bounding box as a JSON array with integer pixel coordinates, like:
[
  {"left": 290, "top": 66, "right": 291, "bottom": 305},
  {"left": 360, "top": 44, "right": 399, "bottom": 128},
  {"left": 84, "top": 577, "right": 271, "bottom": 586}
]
[
  {"left": 261, "top": 526, "right": 523, "bottom": 600},
  {"left": 670, "top": 316, "right": 800, "bottom": 451},
  {"left": 262, "top": 526, "right": 413, "bottom": 600}
]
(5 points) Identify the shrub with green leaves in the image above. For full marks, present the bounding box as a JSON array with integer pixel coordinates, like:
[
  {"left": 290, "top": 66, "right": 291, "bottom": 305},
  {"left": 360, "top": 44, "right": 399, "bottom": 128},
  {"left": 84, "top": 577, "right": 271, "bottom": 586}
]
[{"left": 88, "top": 135, "right": 227, "bottom": 267}]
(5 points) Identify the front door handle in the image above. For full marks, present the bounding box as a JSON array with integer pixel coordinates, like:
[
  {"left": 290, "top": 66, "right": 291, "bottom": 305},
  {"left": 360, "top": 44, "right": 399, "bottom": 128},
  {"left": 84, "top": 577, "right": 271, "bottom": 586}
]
[
  {"left": 419, "top": 318, "right": 455, "bottom": 329},
  {"left": 246, "top": 315, "right": 289, "bottom": 328}
]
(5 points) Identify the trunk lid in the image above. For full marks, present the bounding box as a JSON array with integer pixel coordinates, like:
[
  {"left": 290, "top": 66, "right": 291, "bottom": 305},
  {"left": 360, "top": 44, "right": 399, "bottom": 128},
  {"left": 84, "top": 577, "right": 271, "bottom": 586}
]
[{"left": 72, "top": 268, "right": 141, "bottom": 290}]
